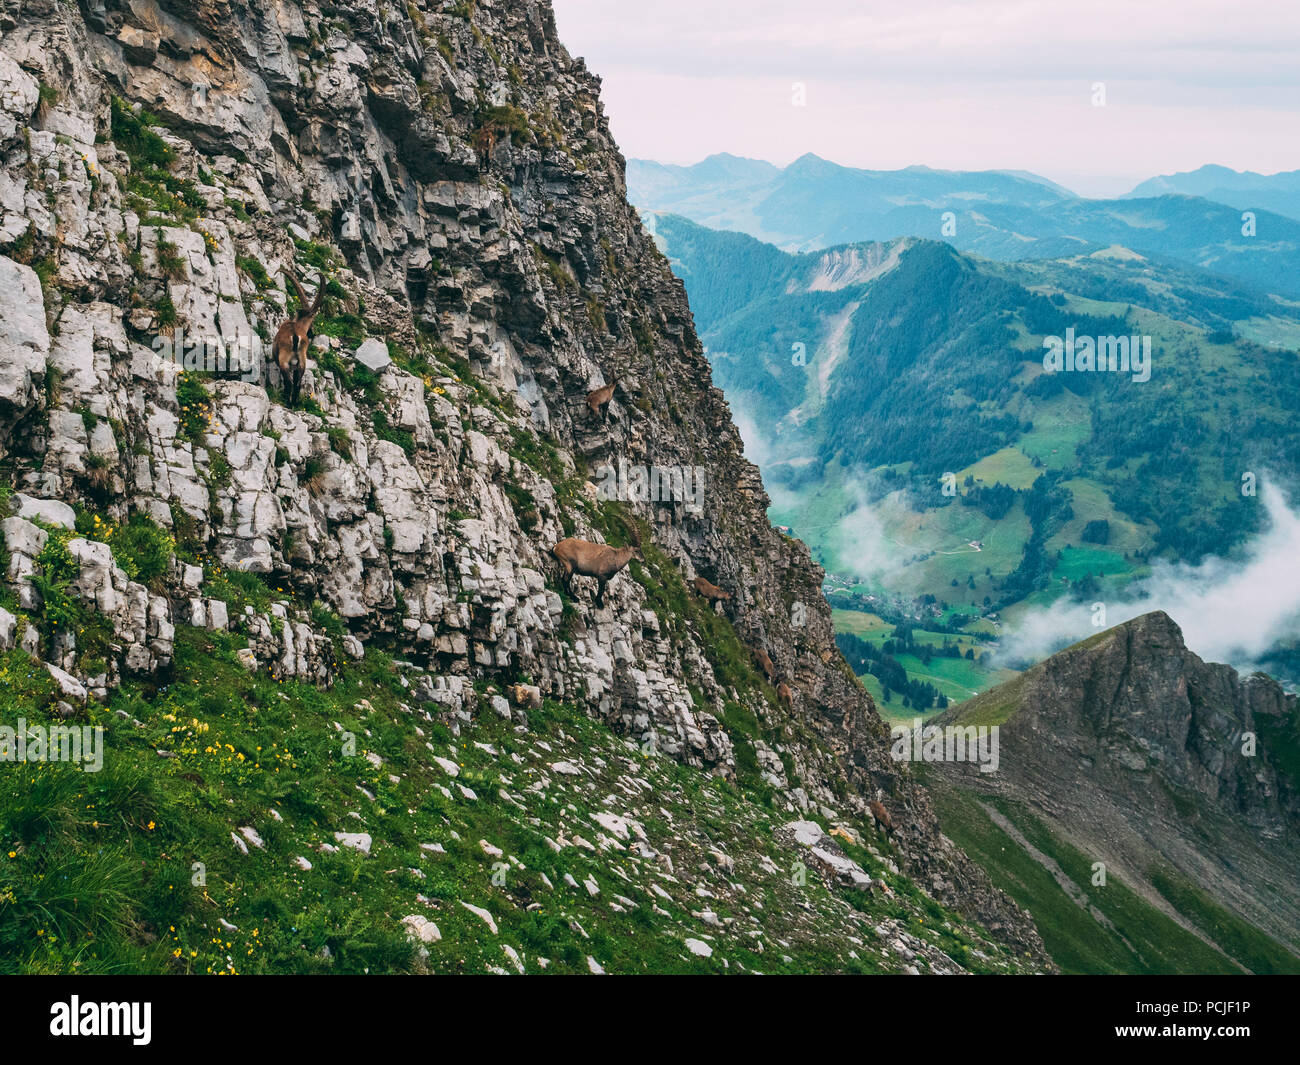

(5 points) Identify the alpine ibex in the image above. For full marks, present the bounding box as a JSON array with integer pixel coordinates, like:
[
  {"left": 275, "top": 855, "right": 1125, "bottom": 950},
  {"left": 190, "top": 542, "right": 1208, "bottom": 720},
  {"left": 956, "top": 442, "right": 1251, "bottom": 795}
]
[
  {"left": 272, "top": 270, "right": 324, "bottom": 406},
  {"left": 869, "top": 791, "right": 895, "bottom": 839},
  {"left": 586, "top": 379, "right": 617, "bottom": 420},
  {"left": 776, "top": 679, "right": 794, "bottom": 711},
  {"left": 692, "top": 576, "right": 731, "bottom": 604},
  {"left": 550, "top": 537, "right": 642, "bottom": 607},
  {"left": 753, "top": 646, "right": 778, "bottom": 684}
]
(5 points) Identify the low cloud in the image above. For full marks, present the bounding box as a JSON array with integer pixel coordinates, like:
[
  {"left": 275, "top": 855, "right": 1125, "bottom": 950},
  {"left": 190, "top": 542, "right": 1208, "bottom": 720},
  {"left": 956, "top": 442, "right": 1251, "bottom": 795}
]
[
  {"left": 730, "top": 403, "right": 776, "bottom": 469},
  {"left": 1000, "top": 480, "right": 1300, "bottom": 673},
  {"left": 829, "top": 477, "right": 910, "bottom": 587}
]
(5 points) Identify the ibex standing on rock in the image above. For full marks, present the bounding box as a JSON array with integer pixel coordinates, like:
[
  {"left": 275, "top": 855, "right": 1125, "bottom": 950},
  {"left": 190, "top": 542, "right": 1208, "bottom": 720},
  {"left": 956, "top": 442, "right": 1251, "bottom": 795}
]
[
  {"left": 586, "top": 379, "right": 617, "bottom": 421},
  {"left": 692, "top": 576, "right": 731, "bottom": 605},
  {"left": 550, "top": 538, "right": 642, "bottom": 607},
  {"left": 273, "top": 270, "right": 324, "bottom": 406},
  {"left": 753, "top": 646, "right": 778, "bottom": 685},
  {"left": 869, "top": 791, "right": 895, "bottom": 840},
  {"left": 776, "top": 679, "right": 794, "bottom": 711}
]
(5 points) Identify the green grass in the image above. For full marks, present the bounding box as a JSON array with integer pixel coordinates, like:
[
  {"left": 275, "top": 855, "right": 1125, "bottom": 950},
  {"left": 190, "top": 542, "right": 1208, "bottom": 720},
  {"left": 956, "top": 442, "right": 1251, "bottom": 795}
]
[
  {"left": 0, "top": 620, "right": 1031, "bottom": 975},
  {"left": 1051, "top": 545, "right": 1131, "bottom": 582},
  {"left": 829, "top": 609, "right": 891, "bottom": 638},
  {"left": 890, "top": 652, "right": 1007, "bottom": 703},
  {"left": 956, "top": 446, "right": 1040, "bottom": 491},
  {"left": 930, "top": 784, "right": 1245, "bottom": 974},
  {"left": 1149, "top": 868, "right": 1300, "bottom": 975},
  {"left": 831, "top": 608, "right": 1012, "bottom": 713},
  {"left": 943, "top": 670, "right": 1029, "bottom": 728}
]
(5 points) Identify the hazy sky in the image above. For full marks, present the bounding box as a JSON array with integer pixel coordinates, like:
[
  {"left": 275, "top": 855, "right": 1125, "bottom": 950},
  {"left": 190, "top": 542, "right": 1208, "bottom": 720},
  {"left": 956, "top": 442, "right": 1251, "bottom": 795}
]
[{"left": 550, "top": 0, "right": 1300, "bottom": 197}]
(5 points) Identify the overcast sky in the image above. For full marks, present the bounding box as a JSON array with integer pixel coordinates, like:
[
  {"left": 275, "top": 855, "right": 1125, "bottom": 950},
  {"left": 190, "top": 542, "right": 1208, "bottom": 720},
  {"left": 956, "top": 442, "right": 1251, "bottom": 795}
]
[{"left": 550, "top": 0, "right": 1300, "bottom": 197}]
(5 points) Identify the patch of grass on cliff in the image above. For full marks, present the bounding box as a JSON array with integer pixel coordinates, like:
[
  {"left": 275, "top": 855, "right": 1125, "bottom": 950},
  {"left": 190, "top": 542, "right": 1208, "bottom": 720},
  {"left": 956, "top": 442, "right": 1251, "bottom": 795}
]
[
  {"left": 532, "top": 244, "right": 573, "bottom": 290},
  {"left": 235, "top": 255, "right": 273, "bottom": 291},
  {"left": 108, "top": 96, "right": 173, "bottom": 169},
  {"left": 314, "top": 313, "right": 365, "bottom": 351},
  {"left": 506, "top": 427, "right": 583, "bottom": 530},
  {"left": 17, "top": 528, "right": 114, "bottom": 677},
  {"left": 474, "top": 105, "right": 530, "bottom": 145},
  {"left": 317, "top": 349, "right": 383, "bottom": 406},
  {"left": 109, "top": 98, "right": 206, "bottom": 224},
  {"left": 123, "top": 171, "right": 203, "bottom": 225},
  {"left": 176, "top": 373, "right": 212, "bottom": 442},
  {"left": 74, "top": 511, "right": 175, "bottom": 588},
  {"left": 204, "top": 569, "right": 276, "bottom": 616},
  {"left": 292, "top": 238, "right": 342, "bottom": 274},
  {"left": 371, "top": 411, "right": 415, "bottom": 457}
]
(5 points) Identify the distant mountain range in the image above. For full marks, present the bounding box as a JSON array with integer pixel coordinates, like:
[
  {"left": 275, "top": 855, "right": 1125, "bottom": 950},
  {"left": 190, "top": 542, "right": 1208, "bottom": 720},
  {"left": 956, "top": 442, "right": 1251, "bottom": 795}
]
[
  {"left": 630, "top": 154, "right": 1300, "bottom": 299},
  {"left": 1126, "top": 163, "right": 1300, "bottom": 222}
]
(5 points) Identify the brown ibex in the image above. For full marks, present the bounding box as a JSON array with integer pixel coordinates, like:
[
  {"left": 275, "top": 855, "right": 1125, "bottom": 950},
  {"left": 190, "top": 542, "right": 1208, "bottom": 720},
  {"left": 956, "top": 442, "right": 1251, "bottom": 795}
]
[
  {"left": 776, "top": 679, "right": 794, "bottom": 711},
  {"left": 551, "top": 537, "right": 642, "bottom": 607},
  {"left": 869, "top": 791, "right": 895, "bottom": 839},
  {"left": 586, "top": 379, "right": 617, "bottom": 421},
  {"left": 692, "top": 576, "right": 731, "bottom": 605},
  {"left": 753, "top": 646, "right": 778, "bottom": 685},
  {"left": 272, "top": 270, "right": 324, "bottom": 406}
]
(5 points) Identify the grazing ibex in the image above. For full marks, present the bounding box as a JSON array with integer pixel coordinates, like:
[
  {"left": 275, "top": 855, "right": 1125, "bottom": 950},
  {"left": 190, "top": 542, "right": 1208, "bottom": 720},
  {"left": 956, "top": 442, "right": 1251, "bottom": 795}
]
[
  {"left": 550, "top": 537, "right": 642, "bottom": 607},
  {"left": 869, "top": 791, "right": 895, "bottom": 839},
  {"left": 272, "top": 270, "right": 324, "bottom": 406},
  {"left": 692, "top": 576, "right": 731, "bottom": 604},
  {"left": 776, "top": 679, "right": 794, "bottom": 711},
  {"left": 586, "top": 379, "right": 617, "bottom": 421},
  {"left": 753, "top": 646, "right": 778, "bottom": 684}
]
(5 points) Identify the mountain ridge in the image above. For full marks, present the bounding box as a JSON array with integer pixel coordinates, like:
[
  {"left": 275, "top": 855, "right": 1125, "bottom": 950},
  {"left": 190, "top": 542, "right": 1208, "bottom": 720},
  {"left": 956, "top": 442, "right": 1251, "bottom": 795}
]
[
  {"left": 933, "top": 610, "right": 1300, "bottom": 973},
  {"left": 630, "top": 153, "right": 1300, "bottom": 298}
]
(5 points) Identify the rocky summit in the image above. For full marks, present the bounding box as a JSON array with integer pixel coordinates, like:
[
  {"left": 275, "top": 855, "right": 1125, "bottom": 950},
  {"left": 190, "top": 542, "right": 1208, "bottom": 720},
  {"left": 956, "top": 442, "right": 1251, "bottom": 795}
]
[
  {"left": 0, "top": 0, "right": 1044, "bottom": 973},
  {"left": 933, "top": 611, "right": 1300, "bottom": 974}
]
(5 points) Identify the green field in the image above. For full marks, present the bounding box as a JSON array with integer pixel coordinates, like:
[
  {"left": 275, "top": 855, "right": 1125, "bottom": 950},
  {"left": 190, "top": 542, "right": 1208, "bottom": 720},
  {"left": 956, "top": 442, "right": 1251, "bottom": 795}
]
[
  {"left": 1051, "top": 545, "right": 1132, "bottom": 581},
  {"left": 831, "top": 608, "right": 1016, "bottom": 719},
  {"left": 956, "top": 446, "right": 1041, "bottom": 490}
]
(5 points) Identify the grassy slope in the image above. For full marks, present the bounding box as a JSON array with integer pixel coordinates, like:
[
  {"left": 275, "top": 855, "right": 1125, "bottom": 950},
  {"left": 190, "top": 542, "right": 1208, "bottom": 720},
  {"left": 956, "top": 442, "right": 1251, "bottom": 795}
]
[
  {"left": 0, "top": 603, "right": 1031, "bottom": 975},
  {"left": 928, "top": 783, "right": 1272, "bottom": 974}
]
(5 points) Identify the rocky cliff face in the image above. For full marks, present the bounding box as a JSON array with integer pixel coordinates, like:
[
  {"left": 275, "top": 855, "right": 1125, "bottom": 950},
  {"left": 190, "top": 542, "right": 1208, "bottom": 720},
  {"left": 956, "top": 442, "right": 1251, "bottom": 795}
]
[
  {"left": 0, "top": 0, "right": 1043, "bottom": 963},
  {"left": 938, "top": 611, "right": 1300, "bottom": 966}
]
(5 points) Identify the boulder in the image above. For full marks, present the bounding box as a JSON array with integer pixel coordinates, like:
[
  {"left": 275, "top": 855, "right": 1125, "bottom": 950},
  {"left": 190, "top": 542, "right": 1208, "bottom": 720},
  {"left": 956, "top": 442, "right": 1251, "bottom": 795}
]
[
  {"left": 354, "top": 338, "right": 392, "bottom": 372},
  {"left": 0, "top": 257, "right": 49, "bottom": 436}
]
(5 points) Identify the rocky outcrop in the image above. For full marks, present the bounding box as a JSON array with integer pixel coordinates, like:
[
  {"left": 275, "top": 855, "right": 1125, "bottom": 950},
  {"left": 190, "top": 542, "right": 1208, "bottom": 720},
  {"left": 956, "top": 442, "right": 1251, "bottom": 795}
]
[
  {"left": 938, "top": 611, "right": 1300, "bottom": 958},
  {"left": 0, "top": 0, "right": 1045, "bottom": 959}
]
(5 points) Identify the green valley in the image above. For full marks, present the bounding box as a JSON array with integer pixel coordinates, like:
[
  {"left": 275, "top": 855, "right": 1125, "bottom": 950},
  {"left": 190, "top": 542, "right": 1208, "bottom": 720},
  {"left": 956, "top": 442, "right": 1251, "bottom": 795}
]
[{"left": 655, "top": 212, "right": 1300, "bottom": 698}]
